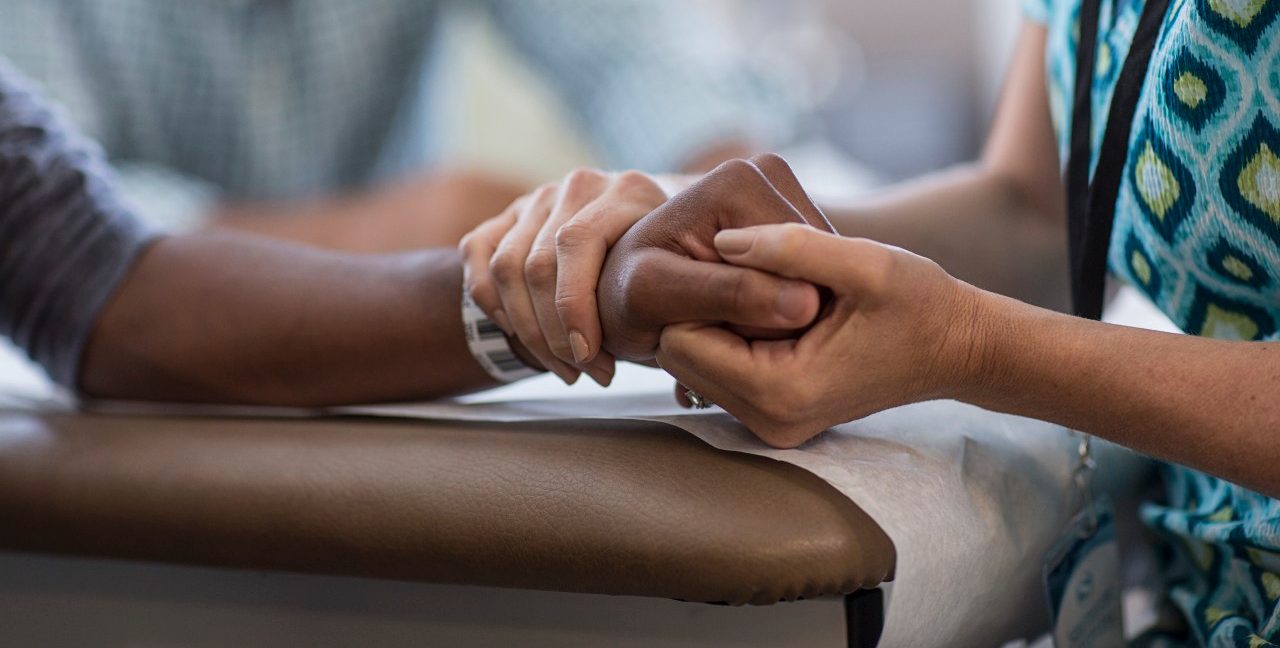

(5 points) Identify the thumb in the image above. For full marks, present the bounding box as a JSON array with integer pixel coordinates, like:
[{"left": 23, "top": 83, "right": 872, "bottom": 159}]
[{"left": 714, "top": 223, "right": 873, "bottom": 289}]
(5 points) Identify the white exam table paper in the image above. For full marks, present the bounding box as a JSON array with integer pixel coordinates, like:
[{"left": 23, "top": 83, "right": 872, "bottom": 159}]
[{"left": 339, "top": 365, "right": 1144, "bottom": 647}]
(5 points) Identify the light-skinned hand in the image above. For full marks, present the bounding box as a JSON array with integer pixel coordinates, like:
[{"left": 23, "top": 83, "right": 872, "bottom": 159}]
[
  {"left": 459, "top": 169, "right": 671, "bottom": 385},
  {"left": 656, "top": 223, "right": 983, "bottom": 448}
]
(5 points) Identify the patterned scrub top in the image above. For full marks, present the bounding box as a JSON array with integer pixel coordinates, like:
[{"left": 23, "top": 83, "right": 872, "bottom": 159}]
[{"left": 1023, "top": 0, "right": 1280, "bottom": 644}]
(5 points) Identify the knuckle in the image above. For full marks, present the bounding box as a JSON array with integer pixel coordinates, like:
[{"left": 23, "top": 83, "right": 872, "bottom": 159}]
[
  {"left": 532, "top": 182, "right": 559, "bottom": 203},
  {"left": 749, "top": 152, "right": 796, "bottom": 179},
  {"left": 566, "top": 166, "right": 606, "bottom": 186},
  {"left": 462, "top": 272, "right": 491, "bottom": 300},
  {"left": 460, "top": 219, "right": 502, "bottom": 252},
  {"left": 505, "top": 196, "right": 530, "bottom": 216},
  {"left": 750, "top": 152, "right": 788, "bottom": 168},
  {"left": 489, "top": 251, "right": 522, "bottom": 286},
  {"left": 616, "top": 254, "right": 656, "bottom": 313},
  {"left": 457, "top": 232, "right": 478, "bottom": 254},
  {"left": 472, "top": 292, "right": 500, "bottom": 315},
  {"left": 724, "top": 181, "right": 779, "bottom": 219},
  {"left": 856, "top": 243, "right": 897, "bottom": 295},
  {"left": 718, "top": 158, "right": 756, "bottom": 178},
  {"left": 523, "top": 248, "right": 558, "bottom": 286},
  {"left": 469, "top": 285, "right": 501, "bottom": 314},
  {"left": 776, "top": 223, "right": 812, "bottom": 255},
  {"left": 614, "top": 169, "right": 647, "bottom": 186},
  {"left": 616, "top": 276, "right": 643, "bottom": 317},
  {"left": 614, "top": 170, "right": 663, "bottom": 196},
  {"left": 562, "top": 167, "right": 607, "bottom": 200},
  {"left": 707, "top": 159, "right": 760, "bottom": 196},
  {"left": 460, "top": 232, "right": 496, "bottom": 257},
  {"left": 555, "top": 219, "right": 597, "bottom": 249}
]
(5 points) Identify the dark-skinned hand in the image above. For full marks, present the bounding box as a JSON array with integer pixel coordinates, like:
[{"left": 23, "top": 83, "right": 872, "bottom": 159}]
[{"left": 596, "top": 154, "right": 836, "bottom": 363}]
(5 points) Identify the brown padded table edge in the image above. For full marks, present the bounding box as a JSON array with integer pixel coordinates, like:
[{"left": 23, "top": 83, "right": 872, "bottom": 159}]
[{"left": 0, "top": 409, "right": 895, "bottom": 605}]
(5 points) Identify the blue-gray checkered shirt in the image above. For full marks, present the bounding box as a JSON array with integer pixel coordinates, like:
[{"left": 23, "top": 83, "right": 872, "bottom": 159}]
[{"left": 0, "top": 0, "right": 794, "bottom": 229}]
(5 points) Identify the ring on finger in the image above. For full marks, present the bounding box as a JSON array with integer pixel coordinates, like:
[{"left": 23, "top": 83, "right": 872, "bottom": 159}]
[{"left": 685, "top": 389, "right": 714, "bottom": 410}]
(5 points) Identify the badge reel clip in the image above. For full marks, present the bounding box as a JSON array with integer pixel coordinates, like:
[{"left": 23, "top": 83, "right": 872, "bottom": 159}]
[{"left": 1042, "top": 433, "right": 1124, "bottom": 648}]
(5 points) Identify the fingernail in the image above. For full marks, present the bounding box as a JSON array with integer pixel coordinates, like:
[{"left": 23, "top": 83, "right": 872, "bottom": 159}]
[
  {"left": 492, "top": 309, "right": 512, "bottom": 335},
  {"left": 715, "top": 229, "right": 756, "bottom": 256},
  {"left": 775, "top": 283, "right": 813, "bottom": 322},
  {"left": 568, "top": 330, "right": 591, "bottom": 364}
]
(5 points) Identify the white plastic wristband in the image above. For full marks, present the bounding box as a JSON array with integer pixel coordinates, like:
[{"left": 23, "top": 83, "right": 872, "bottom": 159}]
[{"left": 461, "top": 290, "right": 540, "bottom": 383}]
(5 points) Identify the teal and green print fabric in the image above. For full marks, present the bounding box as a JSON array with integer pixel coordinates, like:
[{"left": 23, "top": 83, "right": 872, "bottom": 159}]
[{"left": 1023, "top": 0, "right": 1280, "bottom": 645}]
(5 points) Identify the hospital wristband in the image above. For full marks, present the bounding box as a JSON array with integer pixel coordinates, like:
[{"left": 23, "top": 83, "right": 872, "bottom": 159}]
[{"left": 461, "top": 289, "right": 540, "bottom": 383}]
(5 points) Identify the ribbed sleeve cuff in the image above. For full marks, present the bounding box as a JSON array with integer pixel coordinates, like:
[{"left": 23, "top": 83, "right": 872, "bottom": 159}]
[{"left": 0, "top": 57, "right": 159, "bottom": 387}]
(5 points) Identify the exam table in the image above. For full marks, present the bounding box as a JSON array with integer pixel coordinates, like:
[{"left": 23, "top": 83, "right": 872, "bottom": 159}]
[{"left": 0, "top": 407, "right": 896, "bottom": 647}]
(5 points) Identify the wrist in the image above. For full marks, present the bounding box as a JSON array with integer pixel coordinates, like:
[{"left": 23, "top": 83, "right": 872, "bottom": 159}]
[
  {"left": 459, "top": 287, "right": 542, "bottom": 383},
  {"left": 945, "top": 285, "right": 1074, "bottom": 414},
  {"left": 933, "top": 282, "right": 1010, "bottom": 405}
]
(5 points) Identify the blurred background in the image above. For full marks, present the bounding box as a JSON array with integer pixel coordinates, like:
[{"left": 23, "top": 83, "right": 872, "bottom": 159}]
[
  {"left": 0, "top": 0, "right": 1027, "bottom": 393},
  {"left": 441, "top": 0, "right": 1022, "bottom": 185}
]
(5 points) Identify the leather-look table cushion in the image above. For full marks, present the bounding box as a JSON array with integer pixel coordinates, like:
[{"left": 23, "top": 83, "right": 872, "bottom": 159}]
[{"left": 0, "top": 409, "right": 894, "bottom": 605}]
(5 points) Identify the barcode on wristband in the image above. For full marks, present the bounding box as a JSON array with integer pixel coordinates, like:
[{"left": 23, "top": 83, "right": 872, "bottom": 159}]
[
  {"left": 476, "top": 319, "right": 505, "bottom": 341},
  {"left": 486, "top": 348, "right": 528, "bottom": 374},
  {"left": 461, "top": 290, "right": 539, "bottom": 383}
]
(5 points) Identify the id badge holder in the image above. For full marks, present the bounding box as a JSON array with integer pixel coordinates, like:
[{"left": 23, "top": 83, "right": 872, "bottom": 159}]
[{"left": 1042, "top": 434, "right": 1124, "bottom": 648}]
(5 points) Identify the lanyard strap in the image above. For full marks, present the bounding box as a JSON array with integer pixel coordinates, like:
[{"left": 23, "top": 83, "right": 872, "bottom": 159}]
[{"left": 1066, "top": 0, "right": 1172, "bottom": 319}]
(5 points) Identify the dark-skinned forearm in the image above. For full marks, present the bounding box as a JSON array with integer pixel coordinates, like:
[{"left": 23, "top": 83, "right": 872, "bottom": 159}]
[
  {"left": 79, "top": 233, "right": 499, "bottom": 406},
  {"left": 961, "top": 291, "right": 1280, "bottom": 497}
]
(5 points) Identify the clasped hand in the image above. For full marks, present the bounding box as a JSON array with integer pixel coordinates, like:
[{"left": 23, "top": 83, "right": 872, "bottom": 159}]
[
  {"left": 460, "top": 154, "right": 830, "bottom": 383},
  {"left": 461, "top": 155, "right": 983, "bottom": 448}
]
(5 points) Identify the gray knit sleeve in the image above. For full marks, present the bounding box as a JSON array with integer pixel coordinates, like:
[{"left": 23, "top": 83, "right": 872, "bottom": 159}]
[{"left": 0, "top": 58, "right": 156, "bottom": 387}]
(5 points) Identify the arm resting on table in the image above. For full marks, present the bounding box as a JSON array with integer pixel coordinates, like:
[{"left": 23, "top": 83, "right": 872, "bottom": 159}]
[{"left": 80, "top": 237, "right": 498, "bottom": 406}]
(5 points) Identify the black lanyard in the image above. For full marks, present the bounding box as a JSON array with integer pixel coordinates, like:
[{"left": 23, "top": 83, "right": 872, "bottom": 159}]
[{"left": 1066, "top": 0, "right": 1172, "bottom": 319}]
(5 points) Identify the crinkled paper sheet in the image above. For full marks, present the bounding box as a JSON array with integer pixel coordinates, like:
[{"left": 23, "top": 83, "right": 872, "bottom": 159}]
[{"left": 339, "top": 365, "right": 1144, "bottom": 647}]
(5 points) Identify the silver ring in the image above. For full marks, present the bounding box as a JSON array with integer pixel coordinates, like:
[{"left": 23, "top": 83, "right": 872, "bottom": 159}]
[{"left": 685, "top": 389, "right": 714, "bottom": 410}]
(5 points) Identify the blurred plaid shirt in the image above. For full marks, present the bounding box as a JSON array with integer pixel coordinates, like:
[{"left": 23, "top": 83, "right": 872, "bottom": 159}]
[{"left": 0, "top": 0, "right": 793, "bottom": 229}]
